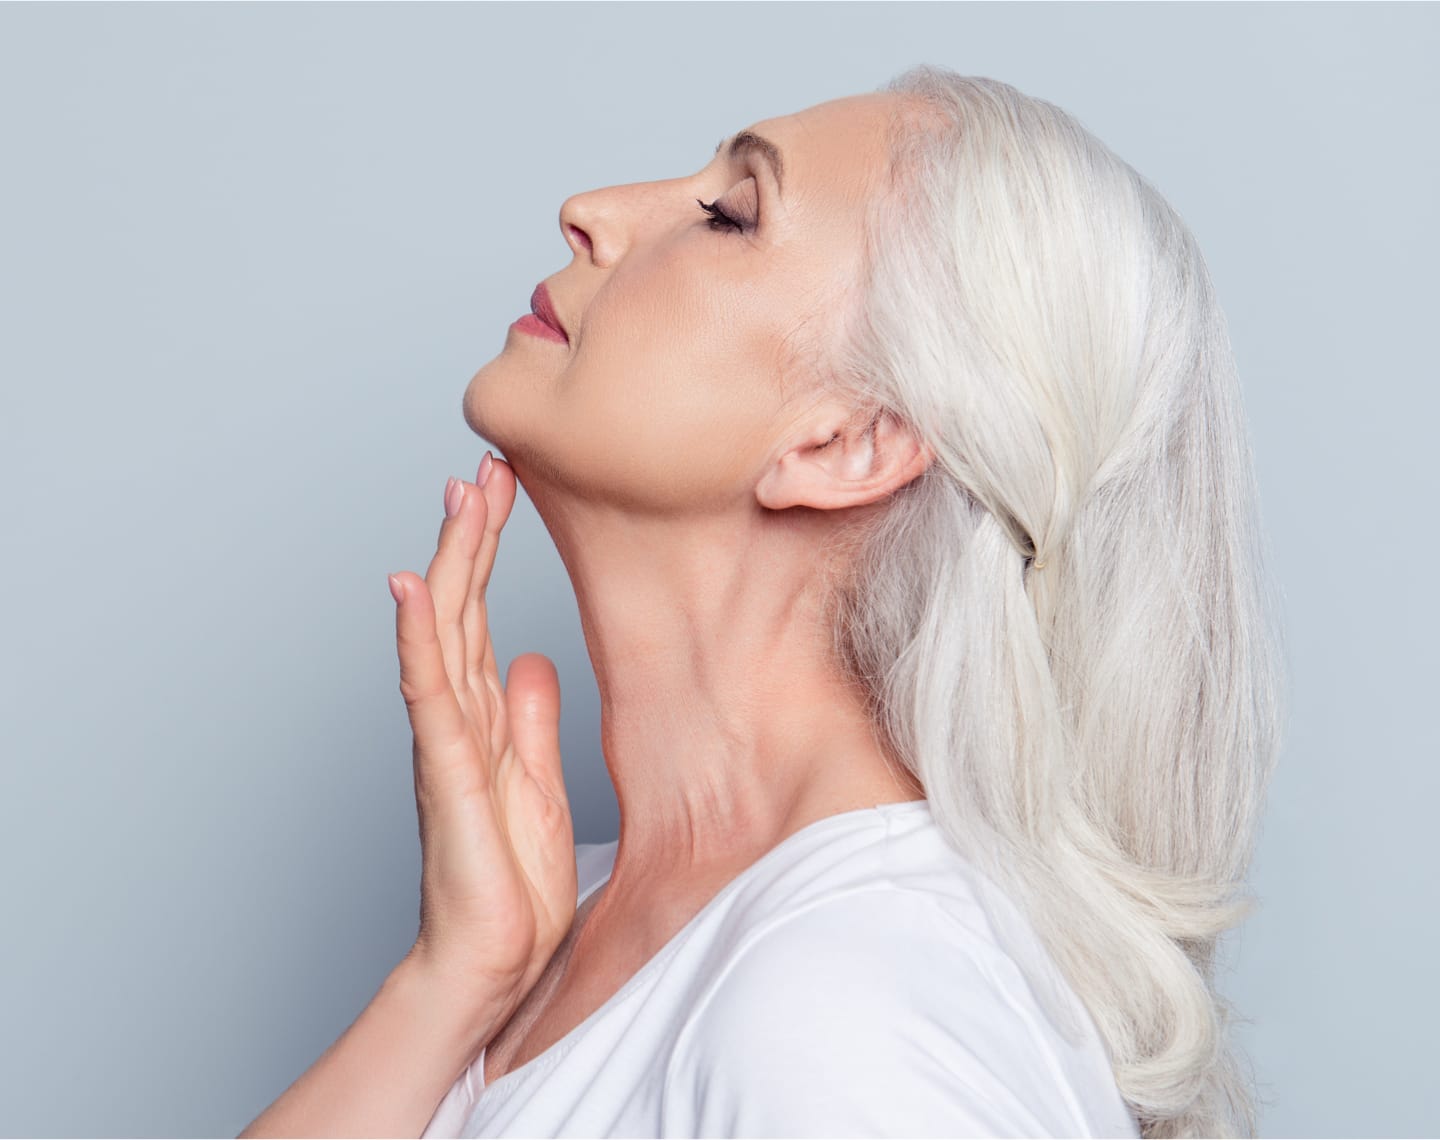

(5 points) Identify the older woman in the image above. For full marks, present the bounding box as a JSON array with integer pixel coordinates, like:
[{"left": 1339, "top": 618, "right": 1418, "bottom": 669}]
[{"left": 241, "top": 64, "right": 1282, "bottom": 1140}]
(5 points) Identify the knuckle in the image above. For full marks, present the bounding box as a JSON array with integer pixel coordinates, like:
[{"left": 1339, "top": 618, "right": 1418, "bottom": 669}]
[{"left": 398, "top": 675, "right": 437, "bottom": 707}]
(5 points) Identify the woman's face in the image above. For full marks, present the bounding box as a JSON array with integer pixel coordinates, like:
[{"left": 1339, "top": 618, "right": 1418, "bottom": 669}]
[{"left": 462, "top": 91, "right": 908, "bottom": 514}]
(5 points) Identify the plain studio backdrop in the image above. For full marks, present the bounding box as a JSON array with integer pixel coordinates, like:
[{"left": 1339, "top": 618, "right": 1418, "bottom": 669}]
[{"left": 1, "top": 4, "right": 1434, "bottom": 1137}]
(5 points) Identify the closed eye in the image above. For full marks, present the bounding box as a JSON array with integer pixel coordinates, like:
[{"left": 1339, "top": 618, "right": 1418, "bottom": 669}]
[{"left": 696, "top": 197, "right": 750, "bottom": 234}]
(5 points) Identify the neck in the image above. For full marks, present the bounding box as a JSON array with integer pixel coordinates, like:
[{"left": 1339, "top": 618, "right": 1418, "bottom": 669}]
[{"left": 524, "top": 481, "right": 924, "bottom": 895}]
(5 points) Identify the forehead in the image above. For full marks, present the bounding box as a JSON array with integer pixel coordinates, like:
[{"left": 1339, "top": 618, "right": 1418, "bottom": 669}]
[{"left": 747, "top": 92, "right": 906, "bottom": 207}]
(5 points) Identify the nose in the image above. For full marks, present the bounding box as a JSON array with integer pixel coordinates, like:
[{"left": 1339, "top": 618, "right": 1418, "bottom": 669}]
[
  {"left": 558, "top": 186, "right": 619, "bottom": 267},
  {"left": 558, "top": 176, "right": 694, "bottom": 268}
]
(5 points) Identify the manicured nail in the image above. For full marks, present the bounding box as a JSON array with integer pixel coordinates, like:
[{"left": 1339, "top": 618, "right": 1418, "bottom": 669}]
[
  {"left": 388, "top": 574, "right": 405, "bottom": 604},
  {"left": 479, "top": 451, "right": 494, "bottom": 488},
  {"left": 444, "top": 475, "right": 464, "bottom": 518}
]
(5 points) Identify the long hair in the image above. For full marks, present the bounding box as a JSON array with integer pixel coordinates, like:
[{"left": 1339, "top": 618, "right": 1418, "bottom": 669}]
[{"left": 821, "top": 66, "right": 1287, "bottom": 1137}]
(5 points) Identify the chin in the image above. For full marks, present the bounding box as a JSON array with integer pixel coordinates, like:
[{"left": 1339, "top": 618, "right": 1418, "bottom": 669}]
[
  {"left": 462, "top": 377, "right": 551, "bottom": 495},
  {"left": 461, "top": 387, "right": 490, "bottom": 441},
  {"left": 460, "top": 365, "right": 510, "bottom": 444}
]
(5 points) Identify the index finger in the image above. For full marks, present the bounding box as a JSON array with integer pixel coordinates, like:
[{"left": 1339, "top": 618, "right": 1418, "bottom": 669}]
[
  {"left": 463, "top": 455, "right": 518, "bottom": 685},
  {"left": 470, "top": 453, "right": 518, "bottom": 598}
]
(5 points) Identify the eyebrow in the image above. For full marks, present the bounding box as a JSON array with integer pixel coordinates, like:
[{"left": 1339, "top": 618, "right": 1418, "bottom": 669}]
[{"left": 713, "top": 130, "right": 786, "bottom": 197}]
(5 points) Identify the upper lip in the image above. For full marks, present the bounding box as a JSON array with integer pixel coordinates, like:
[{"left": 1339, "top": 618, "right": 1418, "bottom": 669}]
[{"left": 529, "top": 282, "right": 569, "bottom": 342}]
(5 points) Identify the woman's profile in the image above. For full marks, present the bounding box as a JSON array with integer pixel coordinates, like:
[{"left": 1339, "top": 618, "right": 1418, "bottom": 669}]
[{"left": 240, "top": 63, "right": 1284, "bottom": 1140}]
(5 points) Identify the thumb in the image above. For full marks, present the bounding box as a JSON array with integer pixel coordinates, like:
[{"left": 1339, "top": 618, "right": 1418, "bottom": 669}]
[{"left": 505, "top": 653, "right": 566, "bottom": 805}]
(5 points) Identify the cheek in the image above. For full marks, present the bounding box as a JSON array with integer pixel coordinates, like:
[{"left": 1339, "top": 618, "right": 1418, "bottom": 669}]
[
  {"left": 560, "top": 271, "right": 787, "bottom": 500},
  {"left": 582, "top": 259, "right": 772, "bottom": 412}
]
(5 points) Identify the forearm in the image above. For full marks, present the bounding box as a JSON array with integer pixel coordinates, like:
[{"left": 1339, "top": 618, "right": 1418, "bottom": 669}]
[{"left": 238, "top": 956, "right": 506, "bottom": 1139}]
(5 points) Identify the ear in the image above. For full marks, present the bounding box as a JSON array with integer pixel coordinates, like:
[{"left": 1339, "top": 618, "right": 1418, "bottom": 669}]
[{"left": 756, "top": 403, "right": 934, "bottom": 511}]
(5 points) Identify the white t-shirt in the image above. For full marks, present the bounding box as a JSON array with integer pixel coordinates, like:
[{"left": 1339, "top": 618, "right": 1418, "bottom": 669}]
[{"left": 421, "top": 799, "right": 1140, "bottom": 1138}]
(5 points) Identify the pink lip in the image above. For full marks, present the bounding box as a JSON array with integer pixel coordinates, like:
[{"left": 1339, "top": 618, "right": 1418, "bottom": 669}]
[
  {"left": 519, "top": 281, "right": 568, "bottom": 344},
  {"left": 511, "top": 313, "right": 568, "bottom": 344}
]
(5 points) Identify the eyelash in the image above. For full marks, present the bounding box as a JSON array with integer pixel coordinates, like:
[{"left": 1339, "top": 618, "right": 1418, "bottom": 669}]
[{"left": 696, "top": 196, "right": 749, "bottom": 234}]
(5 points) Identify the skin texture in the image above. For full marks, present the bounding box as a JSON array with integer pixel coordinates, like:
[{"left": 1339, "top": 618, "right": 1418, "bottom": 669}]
[{"left": 462, "top": 91, "right": 936, "bottom": 1081}]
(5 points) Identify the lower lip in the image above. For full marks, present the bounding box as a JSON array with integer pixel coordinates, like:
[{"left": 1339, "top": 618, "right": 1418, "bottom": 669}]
[{"left": 511, "top": 313, "right": 568, "bottom": 345}]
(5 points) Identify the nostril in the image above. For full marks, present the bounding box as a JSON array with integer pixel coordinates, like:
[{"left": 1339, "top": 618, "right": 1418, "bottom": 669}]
[{"left": 565, "top": 222, "right": 592, "bottom": 254}]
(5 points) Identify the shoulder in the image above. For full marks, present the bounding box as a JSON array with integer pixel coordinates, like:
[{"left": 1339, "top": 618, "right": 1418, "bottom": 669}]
[{"left": 661, "top": 887, "right": 1117, "bottom": 1138}]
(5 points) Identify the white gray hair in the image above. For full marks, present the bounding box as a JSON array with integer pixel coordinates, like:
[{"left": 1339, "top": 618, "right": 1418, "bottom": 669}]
[{"left": 822, "top": 65, "right": 1288, "bottom": 1138}]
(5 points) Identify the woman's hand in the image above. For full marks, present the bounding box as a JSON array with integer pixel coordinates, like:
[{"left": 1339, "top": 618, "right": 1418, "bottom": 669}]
[{"left": 386, "top": 452, "right": 576, "bottom": 1018}]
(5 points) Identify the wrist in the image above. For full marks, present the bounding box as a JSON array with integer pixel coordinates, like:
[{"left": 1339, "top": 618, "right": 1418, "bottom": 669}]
[{"left": 387, "top": 952, "right": 513, "bottom": 1060}]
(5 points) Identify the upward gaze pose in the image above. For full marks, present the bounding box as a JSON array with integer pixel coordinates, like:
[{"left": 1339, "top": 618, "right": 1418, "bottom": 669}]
[{"left": 241, "top": 64, "right": 1283, "bottom": 1140}]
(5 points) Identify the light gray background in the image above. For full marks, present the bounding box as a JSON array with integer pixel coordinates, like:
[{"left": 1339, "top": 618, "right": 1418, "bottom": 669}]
[{"left": 1, "top": 3, "right": 1434, "bottom": 1137}]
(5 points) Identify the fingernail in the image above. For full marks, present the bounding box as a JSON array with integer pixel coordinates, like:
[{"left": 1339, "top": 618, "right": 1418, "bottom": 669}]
[
  {"left": 479, "top": 451, "right": 494, "bottom": 488},
  {"left": 388, "top": 574, "right": 404, "bottom": 604},
  {"left": 444, "top": 476, "right": 464, "bottom": 518}
]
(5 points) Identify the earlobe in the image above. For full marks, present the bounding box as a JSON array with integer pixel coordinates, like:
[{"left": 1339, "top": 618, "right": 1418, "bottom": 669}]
[{"left": 756, "top": 407, "right": 933, "bottom": 512}]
